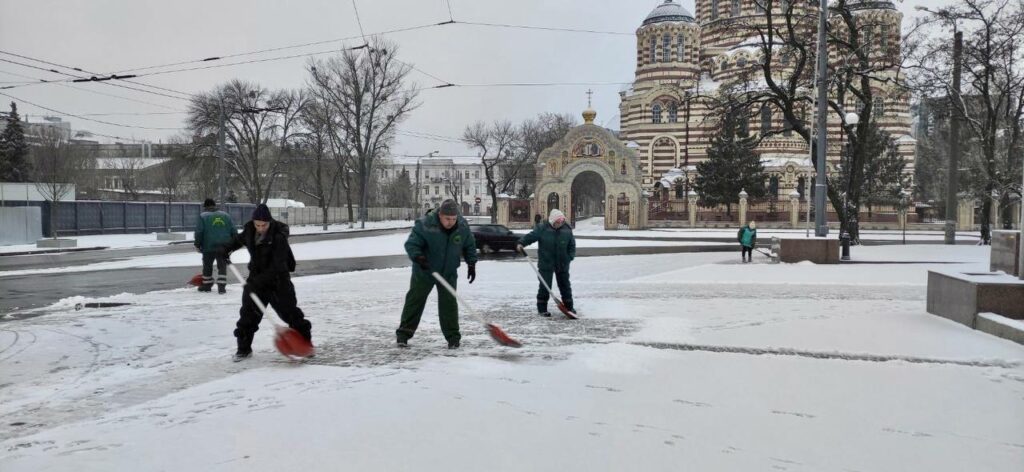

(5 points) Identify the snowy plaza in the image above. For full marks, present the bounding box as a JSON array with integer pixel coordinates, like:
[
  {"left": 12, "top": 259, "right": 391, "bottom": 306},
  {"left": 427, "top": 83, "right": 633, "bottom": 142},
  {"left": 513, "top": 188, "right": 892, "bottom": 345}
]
[
  {"left": 2, "top": 237, "right": 1023, "bottom": 471},
  {"left": 2, "top": 0, "right": 1024, "bottom": 470}
]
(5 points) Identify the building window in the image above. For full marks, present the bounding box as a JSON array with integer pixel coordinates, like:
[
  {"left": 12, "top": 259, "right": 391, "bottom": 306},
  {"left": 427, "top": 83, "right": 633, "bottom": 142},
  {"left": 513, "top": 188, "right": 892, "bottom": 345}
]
[
  {"left": 880, "top": 24, "right": 890, "bottom": 53},
  {"left": 649, "top": 37, "right": 657, "bottom": 64},
  {"left": 738, "top": 111, "right": 750, "bottom": 137},
  {"left": 677, "top": 34, "right": 685, "bottom": 61},
  {"left": 712, "top": 0, "right": 719, "bottom": 20},
  {"left": 863, "top": 26, "right": 873, "bottom": 54},
  {"left": 474, "top": 171, "right": 479, "bottom": 179},
  {"left": 424, "top": 187, "right": 429, "bottom": 195},
  {"left": 435, "top": 186, "right": 440, "bottom": 195},
  {"left": 873, "top": 97, "right": 885, "bottom": 120},
  {"left": 721, "top": 59, "right": 730, "bottom": 70},
  {"left": 780, "top": 0, "right": 790, "bottom": 12},
  {"left": 732, "top": 0, "right": 741, "bottom": 16},
  {"left": 780, "top": 53, "right": 790, "bottom": 66},
  {"left": 464, "top": 171, "right": 470, "bottom": 179},
  {"left": 760, "top": 104, "right": 772, "bottom": 136},
  {"left": 668, "top": 103, "right": 678, "bottom": 123},
  {"left": 662, "top": 34, "right": 671, "bottom": 62},
  {"left": 737, "top": 57, "right": 747, "bottom": 68},
  {"left": 755, "top": 1, "right": 765, "bottom": 13},
  {"left": 652, "top": 104, "right": 662, "bottom": 124},
  {"left": 424, "top": 170, "right": 429, "bottom": 178},
  {"left": 465, "top": 187, "right": 470, "bottom": 195}
]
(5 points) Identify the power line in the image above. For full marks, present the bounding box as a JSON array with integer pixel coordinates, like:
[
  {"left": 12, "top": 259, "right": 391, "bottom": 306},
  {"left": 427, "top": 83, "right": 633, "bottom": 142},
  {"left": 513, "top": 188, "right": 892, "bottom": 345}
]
[
  {"left": 456, "top": 21, "right": 633, "bottom": 37},
  {"left": 106, "top": 23, "right": 446, "bottom": 75},
  {"left": 351, "top": 0, "right": 368, "bottom": 45},
  {"left": 0, "top": 91, "right": 186, "bottom": 131},
  {"left": 0, "top": 51, "right": 193, "bottom": 101},
  {"left": 23, "top": 19, "right": 630, "bottom": 84},
  {"left": 0, "top": 69, "right": 183, "bottom": 110}
]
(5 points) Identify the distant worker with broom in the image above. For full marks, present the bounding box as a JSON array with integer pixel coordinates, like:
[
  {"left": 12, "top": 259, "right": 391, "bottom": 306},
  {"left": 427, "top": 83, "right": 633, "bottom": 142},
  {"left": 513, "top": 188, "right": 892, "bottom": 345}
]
[
  {"left": 194, "top": 198, "right": 237, "bottom": 294},
  {"left": 738, "top": 220, "right": 758, "bottom": 263},
  {"left": 516, "top": 209, "right": 576, "bottom": 317},
  {"left": 396, "top": 199, "right": 478, "bottom": 350}
]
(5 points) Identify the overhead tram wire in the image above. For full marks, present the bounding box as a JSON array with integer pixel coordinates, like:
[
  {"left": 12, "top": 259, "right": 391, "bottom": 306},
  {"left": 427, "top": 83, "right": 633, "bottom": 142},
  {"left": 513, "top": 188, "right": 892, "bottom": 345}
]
[
  {"left": 104, "top": 23, "right": 447, "bottom": 76},
  {"left": 0, "top": 51, "right": 193, "bottom": 101},
  {"left": 0, "top": 55, "right": 191, "bottom": 103},
  {"left": 36, "top": 19, "right": 630, "bottom": 83},
  {"left": 0, "top": 69, "right": 182, "bottom": 111}
]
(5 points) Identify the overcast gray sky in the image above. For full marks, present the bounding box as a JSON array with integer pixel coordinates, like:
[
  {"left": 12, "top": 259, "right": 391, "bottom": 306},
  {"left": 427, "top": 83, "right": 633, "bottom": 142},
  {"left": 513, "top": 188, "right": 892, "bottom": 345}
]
[{"left": 0, "top": 0, "right": 954, "bottom": 157}]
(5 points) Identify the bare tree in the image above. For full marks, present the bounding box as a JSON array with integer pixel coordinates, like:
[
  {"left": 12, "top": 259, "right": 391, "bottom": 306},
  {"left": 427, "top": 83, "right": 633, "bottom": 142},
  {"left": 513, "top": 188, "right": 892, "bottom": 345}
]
[
  {"left": 307, "top": 37, "right": 419, "bottom": 228},
  {"left": 32, "top": 127, "right": 93, "bottom": 238},
  {"left": 462, "top": 120, "right": 519, "bottom": 223},
  {"left": 515, "top": 113, "right": 577, "bottom": 197},
  {"left": 443, "top": 162, "right": 465, "bottom": 206},
  {"left": 908, "top": 0, "right": 1024, "bottom": 232},
  {"left": 105, "top": 149, "right": 146, "bottom": 201},
  {"left": 187, "top": 80, "right": 306, "bottom": 204},
  {"left": 724, "top": 0, "right": 910, "bottom": 242},
  {"left": 295, "top": 98, "right": 342, "bottom": 230}
]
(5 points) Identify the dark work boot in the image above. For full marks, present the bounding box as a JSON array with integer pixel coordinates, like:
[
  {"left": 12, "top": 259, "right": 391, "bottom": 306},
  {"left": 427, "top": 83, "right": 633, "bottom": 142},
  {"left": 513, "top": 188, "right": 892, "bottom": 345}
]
[
  {"left": 447, "top": 339, "right": 460, "bottom": 349},
  {"left": 233, "top": 333, "right": 253, "bottom": 362},
  {"left": 198, "top": 284, "right": 212, "bottom": 293},
  {"left": 217, "top": 284, "right": 226, "bottom": 294},
  {"left": 396, "top": 336, "right": 409, "bottom": 348}
]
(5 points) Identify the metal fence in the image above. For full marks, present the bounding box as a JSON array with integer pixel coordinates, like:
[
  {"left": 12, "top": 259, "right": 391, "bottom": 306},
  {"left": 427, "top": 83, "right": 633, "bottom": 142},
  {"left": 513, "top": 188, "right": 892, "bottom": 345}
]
[
  {"left": 1, "top": 201, "right": 255, "bottom": 237},
  {"left": 269, "top": 206, "right": 418, "bottom": 226}
]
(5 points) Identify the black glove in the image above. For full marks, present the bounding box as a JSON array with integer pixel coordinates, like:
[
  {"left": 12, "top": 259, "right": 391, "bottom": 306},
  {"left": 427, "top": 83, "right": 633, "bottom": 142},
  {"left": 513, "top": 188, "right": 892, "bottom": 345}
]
[
  {"left": 414, "top": 255, "right": 430, "bottom": 272},
  {"left": 467, "top": 264, "right": 476, "bottom": 284},
  {"left": 515, "top": 244, "right": 526, "bottom": 256}
]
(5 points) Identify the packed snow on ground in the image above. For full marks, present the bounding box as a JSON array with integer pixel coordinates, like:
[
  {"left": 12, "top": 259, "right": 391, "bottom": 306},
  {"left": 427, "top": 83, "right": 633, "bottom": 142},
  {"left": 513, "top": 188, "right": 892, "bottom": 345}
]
[
  {"left": 1, "top": 246, "right": 1022, "bottom": 471},
  {"left": 0, "top": 221, "right": 416, "bottom": 255},
  {"left": 0, "top": 233, "right": 726, "bottom": 278}
]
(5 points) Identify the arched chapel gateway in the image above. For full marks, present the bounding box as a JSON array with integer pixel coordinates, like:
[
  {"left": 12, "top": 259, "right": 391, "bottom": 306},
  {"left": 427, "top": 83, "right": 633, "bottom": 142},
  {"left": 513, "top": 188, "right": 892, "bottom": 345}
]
[{"left": 497, "top": 108, "right": 647, "bottom": 230}]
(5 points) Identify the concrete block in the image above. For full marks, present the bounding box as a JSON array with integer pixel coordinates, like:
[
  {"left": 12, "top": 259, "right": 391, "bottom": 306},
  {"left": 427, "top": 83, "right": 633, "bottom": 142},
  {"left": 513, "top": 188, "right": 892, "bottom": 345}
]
[
  {"left": 777, "top": 238, "right": 839, "bottom": 264},
  {"left": 157, "top": 232, "right": 187, "bottom": 241},
  {"left": 36, "top": 238, "right": 77, "bottom": 249},
  {"left": 927, "top": 270, "right": 1024, "bottom": 329},
  {"left": 0, "top": 207, "right": 43, "bottom": 245},
  {"left": 975, "top": 313, "right": 1024, "bottom": 346},
  {"left": 990, "top": 230, "right": 1020, "bottom": 276}
]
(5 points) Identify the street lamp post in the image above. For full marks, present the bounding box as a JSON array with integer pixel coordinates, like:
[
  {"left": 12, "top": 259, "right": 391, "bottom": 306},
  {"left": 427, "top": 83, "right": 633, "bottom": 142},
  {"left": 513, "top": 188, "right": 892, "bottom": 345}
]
[
  {"left": 900, "top": 188, "right": 911, "bottom": 245},
  {"left": 813, "top": 0, "right": 830, "bottom": 237},
  {"left": 842, "top": 112, "right": 860, "bottom": 235}
]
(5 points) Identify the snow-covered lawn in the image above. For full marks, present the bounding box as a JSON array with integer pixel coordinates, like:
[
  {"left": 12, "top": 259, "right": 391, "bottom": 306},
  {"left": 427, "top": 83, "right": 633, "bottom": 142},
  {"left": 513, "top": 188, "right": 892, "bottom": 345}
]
[
  {"left": 0, "top": 221, "right": 415, "bottom": 255},
  {"left": 1, "top": 247, "right": 1022, "bottom": 471}
]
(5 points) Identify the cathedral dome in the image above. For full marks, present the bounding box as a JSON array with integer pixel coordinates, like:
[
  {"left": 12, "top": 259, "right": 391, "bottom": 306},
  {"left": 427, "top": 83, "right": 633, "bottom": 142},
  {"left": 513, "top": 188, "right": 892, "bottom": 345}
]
[{"left": 642, "top": 0, "right": 696, "bottom": 26}]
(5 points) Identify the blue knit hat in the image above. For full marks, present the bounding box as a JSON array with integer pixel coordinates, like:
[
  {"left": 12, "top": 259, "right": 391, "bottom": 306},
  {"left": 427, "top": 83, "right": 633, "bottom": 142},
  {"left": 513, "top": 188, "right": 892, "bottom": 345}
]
[{"left": 252, "top": 204, "right": 272, "bottom": 221}]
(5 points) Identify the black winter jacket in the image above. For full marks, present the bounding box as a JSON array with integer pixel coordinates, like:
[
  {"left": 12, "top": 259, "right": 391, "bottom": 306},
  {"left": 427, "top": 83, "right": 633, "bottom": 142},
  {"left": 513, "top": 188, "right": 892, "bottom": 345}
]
[{"left": 226, "top": 220, "right": 295, "bottom": 290}]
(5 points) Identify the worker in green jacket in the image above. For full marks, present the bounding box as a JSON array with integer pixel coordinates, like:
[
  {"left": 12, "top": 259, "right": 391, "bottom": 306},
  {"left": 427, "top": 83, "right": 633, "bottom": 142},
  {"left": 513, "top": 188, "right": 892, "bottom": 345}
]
[
  {"left": 517, "top": 209, "right": 576, "bottom": 316},
  {"left": 396, "top": 199, "right": 478, "bottom": 349},
  {"left": 194, "top": 198, "right": 237, "bottom": 293},
  {"left": 738, "top": 220, "right": 757, "bottom": 263}
]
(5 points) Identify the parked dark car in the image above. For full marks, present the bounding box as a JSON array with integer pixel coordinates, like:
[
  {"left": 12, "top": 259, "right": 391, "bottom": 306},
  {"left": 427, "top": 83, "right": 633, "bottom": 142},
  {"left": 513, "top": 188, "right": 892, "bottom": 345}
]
[{"left": 470, "top": 224, "right": 520, "bottom": 253}]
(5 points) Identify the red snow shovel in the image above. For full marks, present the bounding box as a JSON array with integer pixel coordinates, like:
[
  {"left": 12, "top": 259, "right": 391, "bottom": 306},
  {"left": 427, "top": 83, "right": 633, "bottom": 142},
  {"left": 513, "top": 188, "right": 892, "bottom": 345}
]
[
  {"left": 188, "top": 273, "right": 204, "bottom": 287},
  {"left": 521, "top": 251, "right": 578, "bottom": 319},
  {"left": 431, "top": 272, "right": 522, "bottom": 348},
  {"left": 227, "top": 264, "right": 315, "bottom": 359}
]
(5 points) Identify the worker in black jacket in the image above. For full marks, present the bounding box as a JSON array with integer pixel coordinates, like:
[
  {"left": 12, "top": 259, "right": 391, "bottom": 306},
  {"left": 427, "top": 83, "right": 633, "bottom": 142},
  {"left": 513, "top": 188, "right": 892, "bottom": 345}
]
[{"left": 224, "top": 204, "right": 312, "bottom": 360}]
